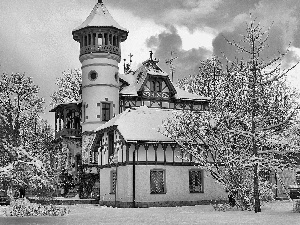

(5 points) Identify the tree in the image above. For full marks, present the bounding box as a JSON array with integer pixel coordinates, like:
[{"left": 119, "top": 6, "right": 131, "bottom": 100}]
[
  {"left": 0, "top": 72, "right": 55, "bottom": 197},
  {"left": 50, "top": 69, "right": 82, "bottom": 108},
  {"left": 163, "top": 21, "right": 299, "bottom": 212}
]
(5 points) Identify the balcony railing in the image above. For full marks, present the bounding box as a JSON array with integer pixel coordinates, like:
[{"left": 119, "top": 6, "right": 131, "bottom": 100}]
[
  {"left": 55, "top": 128, "right": 81, "bottom": 139},
  {"left": 80, "top": 44, "right": 121, "bottom": 57}
]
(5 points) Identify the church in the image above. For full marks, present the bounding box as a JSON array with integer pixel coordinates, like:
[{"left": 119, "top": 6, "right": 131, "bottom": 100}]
[{"left": 51, "top": 0, "right": 227, "bottom": 207}]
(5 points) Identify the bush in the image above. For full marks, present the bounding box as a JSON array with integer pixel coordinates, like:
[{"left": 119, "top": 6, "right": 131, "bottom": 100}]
[
  {"left": 293, "top": 200, "right": 300, "bottom": 213},
  {"left": 4, "top": 198, "right": 70, "bottom": 217}
]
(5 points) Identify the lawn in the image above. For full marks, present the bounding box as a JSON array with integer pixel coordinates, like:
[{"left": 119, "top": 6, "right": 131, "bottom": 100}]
[{"left": 0, "top": 201, "right": 298, "bottom": 225}]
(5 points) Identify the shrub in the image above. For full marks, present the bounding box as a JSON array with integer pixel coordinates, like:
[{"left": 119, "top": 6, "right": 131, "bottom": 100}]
[
  {"left": 4, "top": 198, "right": 70, "bottom": 217},
  {"left": 293, "top": 200, "right": 300, "bottom": 213}
]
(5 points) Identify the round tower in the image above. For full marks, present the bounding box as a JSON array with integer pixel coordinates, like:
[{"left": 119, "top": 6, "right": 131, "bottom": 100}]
[{"left": 72, "top": 0, "right": 128, "bottom": 132}]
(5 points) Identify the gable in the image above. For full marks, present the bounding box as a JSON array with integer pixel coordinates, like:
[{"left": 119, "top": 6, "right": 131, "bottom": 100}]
[{"left": 140, "top": 75, "right": 175, "bottom": 99}]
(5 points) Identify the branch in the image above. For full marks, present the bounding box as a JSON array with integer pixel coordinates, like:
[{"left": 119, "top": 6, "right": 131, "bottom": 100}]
[
  {"left": 257, "top": 108, "right": 298, "bottom": 131},
  {"left": 262, "top": 61, "right": 299, "bottom": 85}
]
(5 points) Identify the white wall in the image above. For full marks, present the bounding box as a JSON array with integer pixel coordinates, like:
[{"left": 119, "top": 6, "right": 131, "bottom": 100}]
[{"left": 99, "top": 165, "right": 227, "bottom": 204}]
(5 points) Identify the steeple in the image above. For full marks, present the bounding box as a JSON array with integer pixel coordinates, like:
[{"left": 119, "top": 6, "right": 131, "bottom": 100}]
[{"left": 72, "top": 1, "right": 129, "bottom": 132}]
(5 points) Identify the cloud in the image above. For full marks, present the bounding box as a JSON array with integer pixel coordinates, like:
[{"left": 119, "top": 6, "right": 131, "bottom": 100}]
[
  {"left": 145, "top": 26, "right": 211, "bottom": 81},
  {"left": 108, "top": 0, "right": 259, "bottom": 31},
  {"left": 212, "top": 0, "right": 300, "bottom": 64}
]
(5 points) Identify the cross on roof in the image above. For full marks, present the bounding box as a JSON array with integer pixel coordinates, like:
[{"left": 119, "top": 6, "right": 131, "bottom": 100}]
[
  {"left": 165, "top": 51, "right": 178, "bottom": 82},
  {"left": 149, "top": 50, "right": 153, "bottom": 60},
  {"left": 129, "top": 53, "right": 133, "bottom": 63}
]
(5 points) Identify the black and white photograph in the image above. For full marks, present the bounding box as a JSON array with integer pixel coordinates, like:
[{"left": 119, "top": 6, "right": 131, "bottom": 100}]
[{"left": 1, "top": 0, "right": 300, "bottom": 224}]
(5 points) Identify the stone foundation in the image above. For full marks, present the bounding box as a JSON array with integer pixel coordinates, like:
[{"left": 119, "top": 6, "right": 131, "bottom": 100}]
[
  {"left": 100, "top": 199, "right": 227, "bottom": 208},
  {"left": 28, "top": 198, "right": 98, "bottom": 205}
]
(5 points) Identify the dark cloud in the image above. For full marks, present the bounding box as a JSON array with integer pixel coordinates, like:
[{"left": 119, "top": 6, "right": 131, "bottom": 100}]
[
  {"left": 108, "top": 0, "right": 259, "bottom": 31},
  {"left": 212, "top": 23, "right": 285, "bottom": 63},
  {"left": 145, "top": 26, "right": 211, "bottom": 81}
]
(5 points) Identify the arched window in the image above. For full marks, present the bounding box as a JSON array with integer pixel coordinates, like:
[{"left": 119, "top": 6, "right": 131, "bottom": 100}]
[
  {"left": 155, "top": 81, "right": 162, "bottom": 92},
  {"left": 150, "top": 80, "right": 156, "bottom": 92}
]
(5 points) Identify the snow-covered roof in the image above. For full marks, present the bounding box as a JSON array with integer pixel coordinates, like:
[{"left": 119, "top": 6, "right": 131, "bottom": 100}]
[
  {"left": 96, "top": 106, "right": 174, "bottom": 142},
  {"left": 120, "top": 84, "right": 138, "bottom": 96},
  {"left": 175, "top": 87, "right": 210, "bottom": 101},
  {"left": 73, "top": 2, "right": 128, "bottom": 33},
  {"left": 119, "top": 72, "right": 138, "bottom": 96},
  {"left": 50, "top": 101, "right": 81, "bottom": 112}
]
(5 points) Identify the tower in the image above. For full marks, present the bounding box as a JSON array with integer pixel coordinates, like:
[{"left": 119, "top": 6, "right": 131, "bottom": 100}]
[{"left": 72, "top": 0, "right": 128, "bottom": 132}]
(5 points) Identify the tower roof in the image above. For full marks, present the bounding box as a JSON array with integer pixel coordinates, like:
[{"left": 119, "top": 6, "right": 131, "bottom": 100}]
[{"left": 73, "top": 1, "right": 128, "bottom": 33}]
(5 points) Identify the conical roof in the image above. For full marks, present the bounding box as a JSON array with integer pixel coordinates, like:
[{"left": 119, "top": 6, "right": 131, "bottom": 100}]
[{"left": 73, "top": 1, "right": 128, "bottom": 33}]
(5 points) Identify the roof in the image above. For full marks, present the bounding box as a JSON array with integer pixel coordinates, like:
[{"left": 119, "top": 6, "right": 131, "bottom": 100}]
[
  {"left": 96, "top": 106, "right": 175, "bottom": 142},
  {"left": 175, "top": 87, "right": 210, "bottom": 101},
  {"left": 118, "top": 58, "right": 209, "bottom": 101},
  {"left": 73, "top": 2, "right": 128, "bottom": 33},
  {"left": 50, "top": 101, "right": 81, "bottom": 112}
]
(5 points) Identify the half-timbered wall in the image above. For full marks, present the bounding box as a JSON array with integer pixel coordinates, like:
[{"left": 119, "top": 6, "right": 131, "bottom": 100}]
[
  {"left": 97, "top": 136, "right": 200, "bottom": 167},
  {"left": 120, "top": 96, "right": 209, "bottom": 114}
]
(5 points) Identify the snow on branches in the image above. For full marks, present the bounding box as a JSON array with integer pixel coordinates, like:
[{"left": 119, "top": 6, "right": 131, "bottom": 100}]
[
  {"left": 0, "top": 72, "right": 55, "bottom": 195},
  {"left": 50, "top": 69, "right": 82, "bottom": 108},
  {"left": 163, "top": 20, "right": 300, "bottom": 211}
]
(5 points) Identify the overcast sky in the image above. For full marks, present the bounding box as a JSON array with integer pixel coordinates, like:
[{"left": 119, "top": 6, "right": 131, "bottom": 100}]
[{"left": 0, "top": 0, "right": 300, "bottom": 126}]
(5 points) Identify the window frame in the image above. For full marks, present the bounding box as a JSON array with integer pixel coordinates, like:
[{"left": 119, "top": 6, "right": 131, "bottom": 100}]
[
  {"left": 110, "top": 170, "right": 117, "bottom": 194},
  {"left": 88, "top": 70, "right": 98, "bottom": 81},
  {"left": 150, "top": 169, "right": 166, "bottom": 194},
  {"left": 189, "top": 169, "right": 204, "bottom": 193},
  {"left": 101, "top": 102, "right": 112, "bottom": 121}
]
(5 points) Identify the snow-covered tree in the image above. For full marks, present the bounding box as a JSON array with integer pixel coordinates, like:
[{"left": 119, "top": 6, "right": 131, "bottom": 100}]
[
  {"left": 163, "top": 21, "right": 300, "bottom": 212},
  {"left": 0, "top": 73, "right": 55, "bottom": 197},
  {"left": 50, "top": 69, "right": 82, "bottom": 108}
]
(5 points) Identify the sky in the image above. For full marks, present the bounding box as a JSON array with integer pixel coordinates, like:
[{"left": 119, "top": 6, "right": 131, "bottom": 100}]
[{"left": 0, "top": 0, "right": 300, "bottom": 127}]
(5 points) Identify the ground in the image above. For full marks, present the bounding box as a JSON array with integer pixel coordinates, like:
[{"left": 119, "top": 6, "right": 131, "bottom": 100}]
[{"left": 0, "top": 201, "right": 299, "bottom": 225}]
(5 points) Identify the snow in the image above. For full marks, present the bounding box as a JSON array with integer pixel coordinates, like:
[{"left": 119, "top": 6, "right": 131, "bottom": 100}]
[
  {"left": 50, "top": 101, "right": 81, "bottom": 112},
  {"left": 175, "top": 87, "right": 210, "bottom": 101},
  {"left": 73, "top": 2, "right": 128, "bottom": 32},
  {"left": 96, "top": 106, "right": 174, "bottom": 142},
  {"left": 0, "top": 201, "right": 299, "bottom": 224}
]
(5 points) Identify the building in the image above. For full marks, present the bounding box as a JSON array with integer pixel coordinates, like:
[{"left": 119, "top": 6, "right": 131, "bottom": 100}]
[{"left": 51, "top": 0, "right": 229, "bottom": 206}]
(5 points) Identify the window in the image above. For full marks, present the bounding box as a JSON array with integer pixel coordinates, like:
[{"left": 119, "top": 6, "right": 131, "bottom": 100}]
[
  {"left": 108, "top": 131, "right": 114, "bottom": 159},
  {"left": 88, "top": 70, "right": 98, "bottom": 81},
  {"left": 150, "top": 80, "right": 162, "bottom": 92},
  {"left": 150, "top": 80, "right": 156, "bottom": 92},
  {"left": 82, "top": 103, "right": 86, "bottom": 122},
  {"left": 102, "top": 103, "right": 111, "bottom": 121},
  {"left": 155, "top": 81, "right": 161, "bottom": 92},
  {"left": 296, "top": 172, "right": 300, "bottom": 185},
  {"left": 98, "top": 34, "right": 103, "bottom": 45},
  {"left": 110, "top": 170, "right": 117, "bottom": 194},
  {"left": 150, "top": 169, "right": 166, "bottom": 194},
  {"left": 189, "top": 170, "right": 203, "bottom": 193}
]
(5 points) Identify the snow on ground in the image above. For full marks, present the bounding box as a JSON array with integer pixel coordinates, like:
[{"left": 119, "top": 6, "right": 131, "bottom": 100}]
[{"left": 0, "top": 201, "right": 299, "bottom": 225}]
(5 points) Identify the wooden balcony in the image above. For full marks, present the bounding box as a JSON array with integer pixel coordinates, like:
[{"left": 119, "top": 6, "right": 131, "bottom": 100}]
[{"left": 55, "top": 128, "right": 81, "bottom": 139}]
